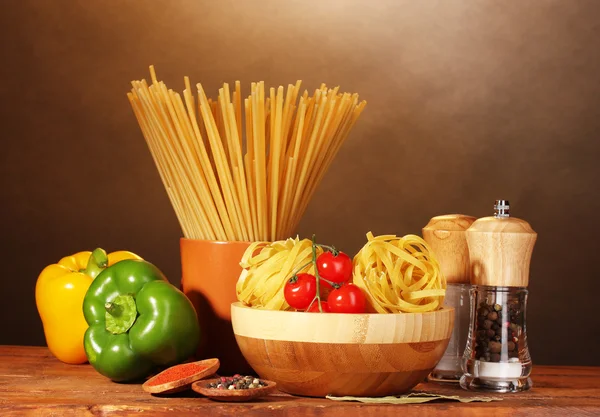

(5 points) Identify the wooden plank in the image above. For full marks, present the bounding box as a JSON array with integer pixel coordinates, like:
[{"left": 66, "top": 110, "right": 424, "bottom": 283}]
[{"left": 1, "top": 346, "right": 599, "bottom": 416}]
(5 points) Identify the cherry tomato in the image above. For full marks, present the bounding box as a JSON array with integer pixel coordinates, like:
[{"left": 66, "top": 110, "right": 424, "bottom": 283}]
[
  {"left": 328, "top": 283, "right": 366, "bottom": 313},
  {"left": 317, "top": 251, "right": 353, "bottom": 283},
  {"left": 306, "top": 300, "right": 331, "bottom": 313},
  {"left": 284, "top": 273, "right": 317, "bottom": 310}
]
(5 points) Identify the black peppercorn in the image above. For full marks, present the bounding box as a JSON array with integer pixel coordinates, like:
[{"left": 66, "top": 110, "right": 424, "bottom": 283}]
[
  {"left": 209, "top": 375, "right": 266, "bottom": 390},
  {"left": 473, "top": 299, "right": 521, "bottom": 361},
  {"left": 489, "top": 341, "right": 501, "bottom": 353}
]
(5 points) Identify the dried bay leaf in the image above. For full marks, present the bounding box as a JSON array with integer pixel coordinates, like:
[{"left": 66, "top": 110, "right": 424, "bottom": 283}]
[{"left": 326, "top": 392, "right": 502, "bottom": 404}]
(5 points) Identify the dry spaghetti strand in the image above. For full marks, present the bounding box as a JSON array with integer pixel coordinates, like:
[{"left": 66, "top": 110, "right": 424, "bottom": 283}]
[{"left": 128, "top": 66, "right": 366, "bottom": 241}]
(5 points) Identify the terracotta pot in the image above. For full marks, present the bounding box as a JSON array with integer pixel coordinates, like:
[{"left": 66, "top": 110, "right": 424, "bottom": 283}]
[{"left": 180, "top": 238, "right": 252, "bottom": 374}]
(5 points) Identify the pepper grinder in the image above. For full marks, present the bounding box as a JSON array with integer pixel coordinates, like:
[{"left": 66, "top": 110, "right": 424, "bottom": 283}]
[
  {"left": 423, "top": 214, "right": 476, "bottom": 383},
  {"left": 460, "top": 200, "right": 537, "bottom": 392}
]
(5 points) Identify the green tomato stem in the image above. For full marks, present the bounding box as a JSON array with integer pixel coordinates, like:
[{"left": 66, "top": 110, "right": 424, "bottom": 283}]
[
  {"left": 298, "top": 235, "right": 335, "bottom": 312},
  {"left": 314, "top": 243, "right": 338, "bottom": 256},
  {"left": 290, "top": 261, "right": 313, "bottom": 279},
  {"left": 329, "top": 281, "right": 342, "bottom": 289},
  {"left": 311, "top": 234, "right": 323, "bottom": 312}
]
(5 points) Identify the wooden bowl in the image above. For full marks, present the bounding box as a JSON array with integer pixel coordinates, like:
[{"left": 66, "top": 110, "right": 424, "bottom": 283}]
[
  {"left": 231, "top": 302, "right": 454, "bottom": 397},
  {"left": 191, "top": 378, "right": 277, "bottom": 402}
]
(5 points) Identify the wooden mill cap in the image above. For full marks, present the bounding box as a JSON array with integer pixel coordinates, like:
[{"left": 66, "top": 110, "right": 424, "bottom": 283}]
[
  {"left": 466, "top": 200, "right": 537, "bottom": 287},
  {"left": 423, "top": 214, "right": 476, "bottom": 284}
]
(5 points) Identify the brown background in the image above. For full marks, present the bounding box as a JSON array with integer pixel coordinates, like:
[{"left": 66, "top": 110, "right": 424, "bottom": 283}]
[{"left": 1, "top": 0, "right": 599, "bottom": 365}]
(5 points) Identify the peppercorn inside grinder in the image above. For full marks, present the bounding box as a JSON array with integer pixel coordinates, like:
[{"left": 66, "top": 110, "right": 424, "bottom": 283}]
[
  {"left": 423, "top": 214, "right": 476, "bottom": 383},
  {"left": 460, "top": 200, "right": 537, "bottom": 393}
]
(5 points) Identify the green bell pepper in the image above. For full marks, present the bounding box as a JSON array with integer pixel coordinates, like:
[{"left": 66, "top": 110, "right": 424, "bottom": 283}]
[{"left": 83, "top": 259, "right": 200, "bottom": 382}]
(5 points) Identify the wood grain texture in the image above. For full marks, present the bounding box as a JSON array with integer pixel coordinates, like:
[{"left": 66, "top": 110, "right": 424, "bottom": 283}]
[
  {"left": 191, "top": 378, "right": 277, "bottom": 402},
  {"left": 423, "top": 214, "right": 476, "bottom": 284},
  {"left": 231, "top": 303, "right": 453, "bottom": 396},
  {"left": 466, "top": 217, "right": 537, "bottom": 287},
  {"left": 231, "top": 302, "right": 454, "bottom": 343},
  {"left": 235, "top": 336, "right": 448, "bottom": 397},
  {"left": 1, "top": 346, "right": 599, "bottom": 416}
]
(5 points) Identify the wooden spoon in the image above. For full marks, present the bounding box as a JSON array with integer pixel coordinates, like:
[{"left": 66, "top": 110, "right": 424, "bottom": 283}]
[
  {"left": 191, "top": 377, "right": 277, "bottom": 402},
  {"left": 142, "top": 358, "right": 220, "bottom": 394}
]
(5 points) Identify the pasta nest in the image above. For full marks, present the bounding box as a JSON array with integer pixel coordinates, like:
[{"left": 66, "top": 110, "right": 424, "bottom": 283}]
[
  {"left": 236, "top": 237, "right": 323, "bottom": 310},
  {"left": 353, "top": 232, "right": 446, "bottom": 313}
]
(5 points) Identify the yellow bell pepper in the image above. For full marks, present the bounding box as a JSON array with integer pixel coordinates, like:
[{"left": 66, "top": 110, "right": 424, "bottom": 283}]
[{"left": 35, "top": 248, "right": 141, "bottom": 364}]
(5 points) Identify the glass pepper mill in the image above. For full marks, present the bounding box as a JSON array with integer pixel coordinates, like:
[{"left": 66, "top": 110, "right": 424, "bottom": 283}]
[
  {"left": 423, "top": 214, "right": 476, "bottom": 383},
  {"left": 460, "top": 200, "right": 537, "bottom": 392}
]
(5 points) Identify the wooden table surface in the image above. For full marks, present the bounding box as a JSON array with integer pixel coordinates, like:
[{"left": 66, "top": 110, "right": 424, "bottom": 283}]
[{"left": 1, "top": 346, "right": 599, "bottom": 416}]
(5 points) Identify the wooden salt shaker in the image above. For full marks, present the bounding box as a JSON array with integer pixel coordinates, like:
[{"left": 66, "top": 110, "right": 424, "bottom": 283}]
[
  {"left": 423, "top": 214, "right": 476, "bottom": 383},
  {"left": 460, "top": 200, "right": 537, "bottom": 393}
]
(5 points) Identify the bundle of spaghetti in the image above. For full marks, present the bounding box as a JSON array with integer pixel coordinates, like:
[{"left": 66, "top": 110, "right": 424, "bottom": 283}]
[
  {"left": 127, "top": 66, "right": 366, "bottom": 242},
  {"left": 353, "top": 232, "right": 446, "bottom": 313}
]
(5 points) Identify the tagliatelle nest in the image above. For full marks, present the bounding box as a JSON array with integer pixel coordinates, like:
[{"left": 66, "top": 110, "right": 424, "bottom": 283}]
[
  {"left": 236, "top": 237, "right": 323, "bottom": 310},
  {"left": 352, "top": 232, "right": 446, "bottom": 313}
]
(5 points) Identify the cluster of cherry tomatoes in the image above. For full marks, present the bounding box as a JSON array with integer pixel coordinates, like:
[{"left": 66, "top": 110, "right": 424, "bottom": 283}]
[{"left": 283, "top": 247, "right": 367, "bottom": 314}]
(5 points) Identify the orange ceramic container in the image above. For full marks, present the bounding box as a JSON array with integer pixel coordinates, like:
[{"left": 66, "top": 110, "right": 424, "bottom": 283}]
[
  {"left": 180, "top": 238, "right": 252, "bottom": 374},
  {"left": 180, "top": 238, "right": 250, "bottom": 320}
]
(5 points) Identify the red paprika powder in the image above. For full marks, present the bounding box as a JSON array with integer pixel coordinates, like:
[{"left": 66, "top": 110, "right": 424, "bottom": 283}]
[{"left": 148, "top": 363, "right": 207, "bottom": 386}]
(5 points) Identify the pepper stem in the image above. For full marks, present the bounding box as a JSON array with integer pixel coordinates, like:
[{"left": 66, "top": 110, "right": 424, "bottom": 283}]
[
  {"left": 105, "top": 302, "right": 123, "bottom": 317},
  {"left": 105, "top": 294, "right": 137, "bottom": 334},
  {"left": 84, "top": 248, "right": 108, "bottom": 279}
]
